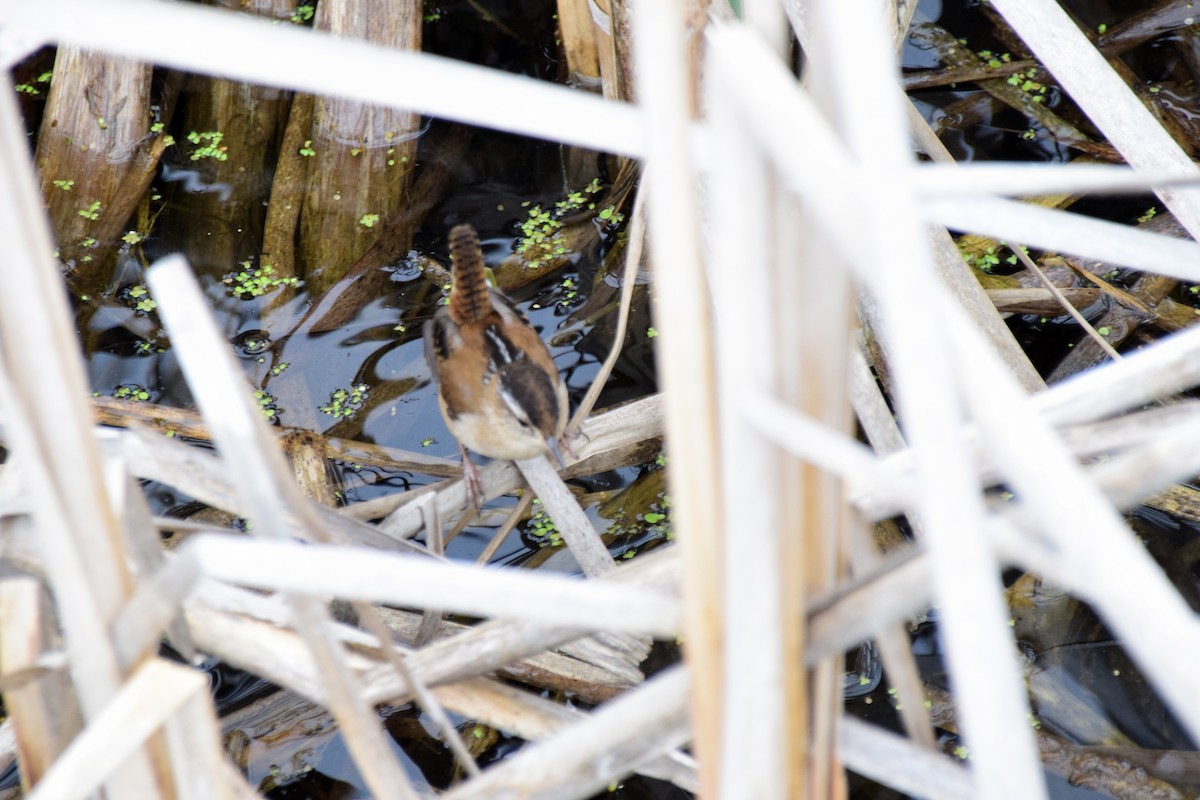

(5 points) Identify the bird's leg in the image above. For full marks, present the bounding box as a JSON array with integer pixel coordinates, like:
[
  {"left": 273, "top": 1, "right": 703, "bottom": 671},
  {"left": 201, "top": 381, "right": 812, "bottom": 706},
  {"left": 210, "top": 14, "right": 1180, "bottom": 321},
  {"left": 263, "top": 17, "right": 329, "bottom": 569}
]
[
  {"left": 557, "top": 430, "right": 583, "bottom": 462},
  {"left": 458, "top": 442, "right": 484, "bottom": 510}
]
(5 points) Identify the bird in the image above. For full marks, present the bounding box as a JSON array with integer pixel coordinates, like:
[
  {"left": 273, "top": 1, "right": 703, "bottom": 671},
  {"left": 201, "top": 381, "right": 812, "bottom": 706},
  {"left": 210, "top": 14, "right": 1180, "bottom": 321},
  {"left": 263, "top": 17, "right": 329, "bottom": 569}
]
[{"left": 423, "top": 223, "right": 568, "bottom": 508}]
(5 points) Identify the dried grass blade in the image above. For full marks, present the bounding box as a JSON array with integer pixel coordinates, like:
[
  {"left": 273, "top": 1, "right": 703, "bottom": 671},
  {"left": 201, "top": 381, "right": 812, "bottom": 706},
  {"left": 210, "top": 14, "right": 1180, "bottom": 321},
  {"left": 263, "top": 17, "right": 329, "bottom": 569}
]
[{"left": 565, "top": 184, "right": 646, "bottom": 436}]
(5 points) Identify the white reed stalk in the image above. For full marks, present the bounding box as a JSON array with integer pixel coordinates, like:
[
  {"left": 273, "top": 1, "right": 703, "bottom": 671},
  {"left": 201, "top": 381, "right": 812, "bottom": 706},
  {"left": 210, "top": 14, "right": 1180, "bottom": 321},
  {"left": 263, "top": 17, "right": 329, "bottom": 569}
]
[
  {"left": 515, "top": 456, "right": 616, "bottom": 578},
  {"left": 703, "top": 23, "right": 1200, "bottom": 287},
  {"left": 840, "top": 717, "right": 973, "bottom": 800},
  {"left": 103, "top": 424, "right": 427, "bottom": 553},
  {"left": 632, "top": 1, "right": 725, "bottom": 792},
  {"left": 358, "top": 545, "right": 680, "bottom": 703},
  {"left": 440, "top": 666, "right": 692, "bottom": 800},
  {"left": 1033, "top": 321, "right": 1200, "bottom": 427},
  {"left": 916, "top": 162, "right": 1200, "bottom": 198},
  {"left": 707, "top": 39, "right": 795, "bottom": 797},
  {"left": 804, "top": 0, "right": 1048, "bottom": 793},
  {"left": 742, "top": 392, "right": 878, "bottom": 483},
  {"left": 178, "top": 534, "right": 678, "bottom": 635},
  {"left": 854, "top": 319, "right": 1200, "bottom": 522},
  {"left": 923, "top": 195, "right": 1200, "bottom": 280},
  {"left": 806, "top": 548, "right": 933, "bottom": 665},
  {"left": 161, "top": 669, "right": 233, "bottom": 800},
  {"left": 1085, "top": 414, "right": 1200, "bottom": 509},
  {"left": 0, "top": 0, "right": 642, "bottom": 157},
  {"left": 429, "top": 676, "right": 698, "bottom": 791}
]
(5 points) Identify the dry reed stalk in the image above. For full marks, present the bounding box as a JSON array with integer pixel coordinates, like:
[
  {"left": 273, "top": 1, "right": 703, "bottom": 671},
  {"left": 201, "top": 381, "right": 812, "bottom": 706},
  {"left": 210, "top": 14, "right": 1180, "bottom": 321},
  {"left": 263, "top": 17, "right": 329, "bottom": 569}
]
[
  {"left": 707, "top": 37, "right": 821, "bottom": 793},
  {"left": 516, "top": 456, "right": 617, "bottom": 577},
  {"left": 1056, "top": 402, "right": 1200, "bottom": 459},
  {"left": 923, "top": 195, "right": 1200, "bottom": 280},
  {"left": 113, "top": 538, "right": 654, "bottom": 704},
  {"left": 1080, "top": 414, "right": 1200, "bottom": 509},
  {"left": 815, "top": 374, "right": 1200, "bottom": 671},
  {"left": 174, "top": 533, "right": 679, "bottom": 634},
  {"left": 591, "top": 0, "right": 623, "bottom": 99},
  {"left": 107, "top": 468, "right": 196, "bottom": 667},
  {"left": 105, "top": 424, "right": 429, "bottom": 552},
  {"left": 556, "top": 0, "right": 601, "bottom": 85},
  {"left": 439, "top": 666, "right": 691, "bottom": 800},
  {"left": 161, "top": 671, "right": 245, "bottom": 800},
  {"left": 852, "top": 319, "right": 1200, "bottom": 523},
  {"left": 428, "top": 676, "right": 699, "bottom": 791},
  {"left": 745, "top": 0, "right": 789, "bottom": 56},
  {"left": 1035, "top": 320, "right": 1200, "bottom": 425},
  {"left": 839, "top": 356, "right": 936, "bottom": 748},
  {"left": 839, "top": 716, "right": 973, "bottom": 800},
  {"left": 182, "top": 590, "right": 644, "bottom": 710},
  {"left": 988, "top": 286, "right": 1102, "bottom": 314},
  {"left": 0, "top": 579, "right": 78, "bottom": 791},
  {"left": 0, "top": 0, "right": 644, "bottom": 157},
  {"left": 97, "top": 392, "right": 663, "bottom": 553},
  {"left": 565, "top": 184, "right": 646, "bottom": 436},
  {"left": 632, "top": 1, "right": 724, "bottom": 794},
  {"left": 147, "top": 257, "right": 418, "bottom": 800},
  {"left": 24, "top": 660, "right": 228, "bottom": 800},
  {"left": 0, "top": 76, "right": 173, "bottom": 798},
  {"left": 917, "top": 162, "right": 1200, "bottom": 197},
  {"left": 818, "top": 0, "right": 1048, "bottom": 794},
  {"left": 359, "top": 546, "right": 678, "bottom": 699}
]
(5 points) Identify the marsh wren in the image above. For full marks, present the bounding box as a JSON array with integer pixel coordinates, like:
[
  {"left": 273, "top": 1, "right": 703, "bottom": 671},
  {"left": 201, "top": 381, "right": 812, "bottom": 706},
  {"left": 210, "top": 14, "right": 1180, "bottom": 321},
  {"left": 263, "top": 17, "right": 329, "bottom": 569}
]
[{"left": 423, "top": 224, "right": 568, "bottom": 508}]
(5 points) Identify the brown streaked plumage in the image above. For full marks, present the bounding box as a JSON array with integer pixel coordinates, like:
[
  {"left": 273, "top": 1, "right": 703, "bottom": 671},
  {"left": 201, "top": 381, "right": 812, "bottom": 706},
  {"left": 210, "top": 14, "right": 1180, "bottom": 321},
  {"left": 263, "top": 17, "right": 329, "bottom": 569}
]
[{"left": 423, "top": 224, "right": 569, "bottom": 508}]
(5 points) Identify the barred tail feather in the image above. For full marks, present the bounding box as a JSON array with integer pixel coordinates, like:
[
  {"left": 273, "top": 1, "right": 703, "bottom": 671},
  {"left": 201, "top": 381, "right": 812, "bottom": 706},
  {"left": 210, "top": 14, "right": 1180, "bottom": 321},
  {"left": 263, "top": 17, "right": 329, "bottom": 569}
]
[{"left": 448, "top": 224, "right": 492, "bottom": 325}]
